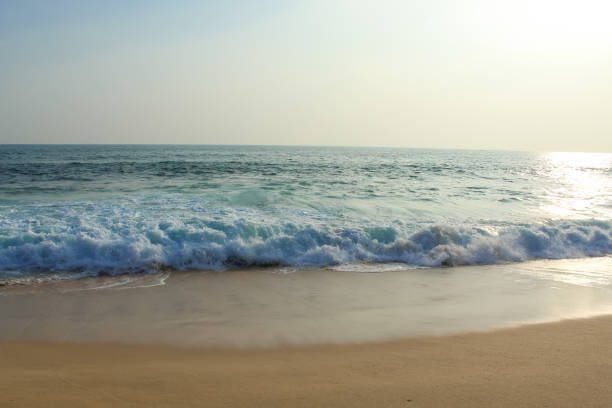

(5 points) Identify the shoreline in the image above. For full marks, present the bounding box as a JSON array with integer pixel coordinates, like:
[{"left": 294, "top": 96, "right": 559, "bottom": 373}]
[
  {"left": 3, "top": 315, "right": 612, "bottom": 407},
  {"left": 2, "top": 257, "right": 612, "bottom": 347}
]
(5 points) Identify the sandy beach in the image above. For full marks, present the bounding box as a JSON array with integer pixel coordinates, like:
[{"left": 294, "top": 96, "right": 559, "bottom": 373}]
[
  {"left": 2, "top": 259, "right": 612, "bottom": 407},
  {"left": 2, "top": 315, "right": 612, "bottom": 407}
]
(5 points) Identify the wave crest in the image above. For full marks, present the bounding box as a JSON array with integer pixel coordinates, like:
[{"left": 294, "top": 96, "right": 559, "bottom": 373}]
[{"left": 1, "top": 218, "right": 611, "bottom": 275}]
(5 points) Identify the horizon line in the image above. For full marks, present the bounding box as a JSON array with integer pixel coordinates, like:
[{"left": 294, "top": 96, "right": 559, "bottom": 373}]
[{"left": 1, "top": 143, "right": 611, "bottom": 154}]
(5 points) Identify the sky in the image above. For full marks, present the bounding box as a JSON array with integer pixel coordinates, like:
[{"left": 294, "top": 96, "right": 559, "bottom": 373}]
[{"left": 1, "top": 0, "right": 611, "bottom": 151}]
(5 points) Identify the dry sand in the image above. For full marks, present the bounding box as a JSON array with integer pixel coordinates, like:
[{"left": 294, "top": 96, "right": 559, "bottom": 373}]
[{"left": 3, "top": 315, "right": 612, "bottom": 408}]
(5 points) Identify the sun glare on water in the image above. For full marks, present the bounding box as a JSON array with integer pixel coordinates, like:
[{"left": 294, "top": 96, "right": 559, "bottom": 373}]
[{"left": 540, "top": 152, "right": 612, "bottom": 219}]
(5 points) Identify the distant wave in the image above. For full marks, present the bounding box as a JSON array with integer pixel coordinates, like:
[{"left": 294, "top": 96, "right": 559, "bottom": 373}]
[{"left": 1, "top": 218, "right": 610, "bottom": 276}]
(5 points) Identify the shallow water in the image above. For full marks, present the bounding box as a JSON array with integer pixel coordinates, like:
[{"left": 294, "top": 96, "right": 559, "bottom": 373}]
[{"left": 0, "top": 145, "right": 611, "bottom": 282}]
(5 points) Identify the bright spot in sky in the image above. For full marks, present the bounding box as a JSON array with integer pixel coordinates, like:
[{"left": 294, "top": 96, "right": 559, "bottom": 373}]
[{"left": 465, "top": 0, "right": 612, "bottom": 52}]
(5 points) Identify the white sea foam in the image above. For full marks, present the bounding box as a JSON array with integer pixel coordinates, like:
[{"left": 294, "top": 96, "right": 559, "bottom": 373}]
[{"left": 0, "top": 214, "right": 610, "bottom": 276}]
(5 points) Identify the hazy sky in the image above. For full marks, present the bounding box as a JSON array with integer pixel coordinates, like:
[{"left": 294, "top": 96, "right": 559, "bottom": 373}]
[{"left": 1, "top": 0, "right": 611, "bottom": 151}]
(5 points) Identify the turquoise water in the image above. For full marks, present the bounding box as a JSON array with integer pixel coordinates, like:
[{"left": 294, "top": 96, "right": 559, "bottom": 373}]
[{"left": 1, "top": 145, "right": 611, "bottom": 281}]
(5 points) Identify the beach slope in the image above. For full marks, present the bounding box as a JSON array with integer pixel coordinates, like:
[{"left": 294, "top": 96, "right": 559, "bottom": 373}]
[{"left": 2, "top": 315, "right": 612, "bottom": 408}]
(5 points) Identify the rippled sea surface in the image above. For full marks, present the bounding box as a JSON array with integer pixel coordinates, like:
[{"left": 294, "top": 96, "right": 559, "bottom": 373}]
[{"left": 1, "top": 145, "right": 611, "bottom": 282}]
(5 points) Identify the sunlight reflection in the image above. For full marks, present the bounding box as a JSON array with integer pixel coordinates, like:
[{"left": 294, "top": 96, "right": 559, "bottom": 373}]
[
  {"left": 515, "top": 256, "right": 612, "bottom": 288},
  {"left": 540, "top": 152, "right": 612, "bottom": 219}
]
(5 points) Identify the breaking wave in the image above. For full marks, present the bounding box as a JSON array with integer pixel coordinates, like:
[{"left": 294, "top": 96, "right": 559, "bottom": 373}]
[{"left": 1, "top": 217, "right": 610, "bottom": 276}]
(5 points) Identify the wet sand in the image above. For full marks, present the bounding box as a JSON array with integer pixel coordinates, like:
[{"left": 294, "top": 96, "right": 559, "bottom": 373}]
[
  {"left": 2, "top": 257, "right": 612, "bottom": 347},
  {"left": 3, "top": 315, "right": 612, "bottom": 407}
]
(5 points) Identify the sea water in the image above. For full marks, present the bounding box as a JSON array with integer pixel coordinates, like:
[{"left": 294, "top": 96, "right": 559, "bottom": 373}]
[{"left": 1, "top": 145, "right": 611, "bottom": 283}]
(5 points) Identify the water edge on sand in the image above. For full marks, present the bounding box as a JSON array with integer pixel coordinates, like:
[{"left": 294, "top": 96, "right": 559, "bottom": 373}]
[{"left": 2, "top": 256, "right": 612, "bottom": 347}]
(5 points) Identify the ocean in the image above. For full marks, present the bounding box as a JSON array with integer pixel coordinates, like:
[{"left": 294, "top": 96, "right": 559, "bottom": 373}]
[{"left": 1, "top": 145, "right": 611, "bottom": 284}]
